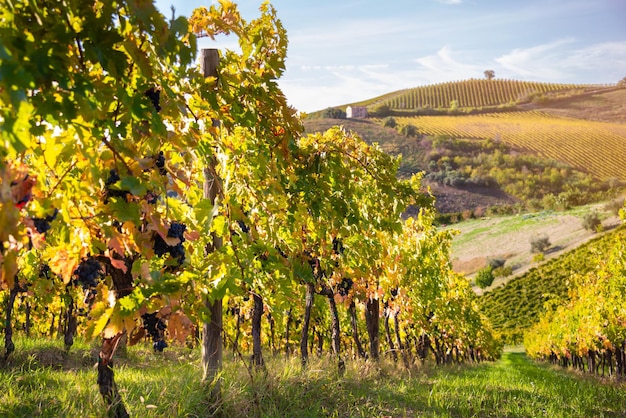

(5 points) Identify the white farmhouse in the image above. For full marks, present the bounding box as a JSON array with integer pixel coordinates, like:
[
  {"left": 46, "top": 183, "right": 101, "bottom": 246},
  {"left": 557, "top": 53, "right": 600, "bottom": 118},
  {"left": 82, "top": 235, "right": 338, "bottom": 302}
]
[{"left": 346, "top": 106, "right": 368, "bottom": 119}]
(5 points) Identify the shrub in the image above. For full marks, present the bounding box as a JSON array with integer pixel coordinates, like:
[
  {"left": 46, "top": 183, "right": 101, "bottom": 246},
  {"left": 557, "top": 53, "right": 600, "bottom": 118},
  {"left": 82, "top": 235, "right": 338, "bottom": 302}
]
[
  {"left": 582, "top": 212, "right": 602, "bottom": 232},
  {"left": 382, "top": 116, "right": 397, "bottom": 128},
  {"left": 475, "top": 266, "right": 495, "bottom": 289},
  {"left": 322, "top": 107, "right": 346, "bottom": 119},
  {"left": 371, "top": 104, "right": 391, "bottom": 117},
  {"left": 530, "top": 234, "right": 551, "bottom": 253},
  {"left": 532, "top": 253, "right": 545, "bottom": 263},
  {"left": 604, "top": 198, "right": 625, "bottom": 216},
  {"left": 493, "top": 266, "right": 513, "bottom": 278},
  {"left": 398, "top": 124, "right": 418, "bottom": 137},
  {"left": 487, "top": 258, "right": 506, "bottom": 269}
]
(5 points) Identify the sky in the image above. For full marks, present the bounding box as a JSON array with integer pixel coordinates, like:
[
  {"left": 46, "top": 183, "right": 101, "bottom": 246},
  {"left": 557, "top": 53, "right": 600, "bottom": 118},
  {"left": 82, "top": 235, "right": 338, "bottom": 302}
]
[{"left": 154, "top": 0, "right": 626, "bottom": 113}]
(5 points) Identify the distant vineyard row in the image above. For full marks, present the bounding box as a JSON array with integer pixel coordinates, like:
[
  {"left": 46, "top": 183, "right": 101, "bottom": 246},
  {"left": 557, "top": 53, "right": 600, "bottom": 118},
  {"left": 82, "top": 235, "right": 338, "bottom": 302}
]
[
  {"left": 393, "top": 111, "right": 626, "bottom": 180},
  {"left": 370, "top": 79, "right": 611, "bottom": 110},
  {"left": 478, "top": 226, "right": 626, "bottom": 344}
]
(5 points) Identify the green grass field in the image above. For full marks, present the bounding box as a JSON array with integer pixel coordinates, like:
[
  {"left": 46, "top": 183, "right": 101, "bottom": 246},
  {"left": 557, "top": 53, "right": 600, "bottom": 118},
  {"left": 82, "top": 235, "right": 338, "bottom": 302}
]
[{"left": 2, "top": 338, "right": 625, "bottom": 417}]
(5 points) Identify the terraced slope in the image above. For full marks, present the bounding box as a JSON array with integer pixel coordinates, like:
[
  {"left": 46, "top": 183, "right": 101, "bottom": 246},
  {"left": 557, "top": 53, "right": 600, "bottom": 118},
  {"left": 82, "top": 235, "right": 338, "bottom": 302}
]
[{"left": 393, "top": 111, "right": 626, "bottom": 180}]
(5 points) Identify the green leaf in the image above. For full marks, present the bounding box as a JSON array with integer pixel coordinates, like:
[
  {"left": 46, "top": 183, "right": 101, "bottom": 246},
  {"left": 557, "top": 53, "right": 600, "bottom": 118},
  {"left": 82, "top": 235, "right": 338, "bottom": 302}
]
[
  {"left": 1, "top": 101, "right": 33, "bottom": 154},
  {"left": 120, "top": 175, "right": 148, "bottom": 196},
  {"left": 108, "top": 199, "right": 141, "bottom": 224},
  {"left": 118, "top": 287, "right": 146, "bottom": 315}
]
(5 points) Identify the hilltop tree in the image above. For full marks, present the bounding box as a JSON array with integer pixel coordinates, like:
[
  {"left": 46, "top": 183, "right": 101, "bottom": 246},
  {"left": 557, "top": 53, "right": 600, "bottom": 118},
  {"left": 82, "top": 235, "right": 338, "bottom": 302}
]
[{"left": 484, "top": 70, "right": 495, "bottom": 80}]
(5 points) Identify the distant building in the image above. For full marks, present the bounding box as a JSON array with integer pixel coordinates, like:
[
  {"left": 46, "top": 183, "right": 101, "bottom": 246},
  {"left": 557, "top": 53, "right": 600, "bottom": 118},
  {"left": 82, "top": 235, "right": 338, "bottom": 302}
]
[{"left": 346, "top": 106, "right": 368, "bottom": 119}]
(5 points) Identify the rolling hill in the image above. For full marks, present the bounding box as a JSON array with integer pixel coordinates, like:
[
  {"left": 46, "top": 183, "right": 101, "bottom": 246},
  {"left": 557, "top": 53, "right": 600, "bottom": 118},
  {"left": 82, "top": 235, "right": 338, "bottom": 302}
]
[{"left": 305, "top": 80, "right": 626, "bottom": 215}]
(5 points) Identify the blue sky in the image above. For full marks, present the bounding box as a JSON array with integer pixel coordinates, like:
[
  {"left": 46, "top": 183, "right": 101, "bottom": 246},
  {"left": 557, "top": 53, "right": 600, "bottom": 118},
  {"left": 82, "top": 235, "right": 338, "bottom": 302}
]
[{"left": 154, "top": 0, "right": 626, "bottom": 112}]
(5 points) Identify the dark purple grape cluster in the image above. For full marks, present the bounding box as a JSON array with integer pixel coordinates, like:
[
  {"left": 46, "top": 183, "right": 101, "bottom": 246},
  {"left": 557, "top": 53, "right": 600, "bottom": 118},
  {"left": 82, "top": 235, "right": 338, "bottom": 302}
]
[
  {"left": 153, "top": 340, "right": 168, "bottom": 352},
  {"left": 332, "top": 237, "right": 344, "bottom": 255},
  {"left": 32, "top": 209, "right": 58, "bottom": 234},
  {"left": 155, "top": 151, "right": 166, "bottom": 175},
  {"left": 153, "top": 222, "right": 186, "bottom": 266},
  {"left": 141, "top": 312, "right": 168, "bottom": 352},
  {"left": 144, "top": 87, "right": 161, "bottom": 113},
  {"left": 236, "top": 219, "right": 250, "bottom": 233},
  {"left": 39, "top": 263, "right": 51, "bottom": 279},
  {"left": 338, "top": 277, "right": 353, "bottom": 296},
  {"left": 105, "top": 169, "right": 120, "bottom": 186},
  {"left": 103, "top": 169, "right": 128, "bottom": 202},
  {"left": 73, "top": 258, "right": 103, "bottom": 288}
]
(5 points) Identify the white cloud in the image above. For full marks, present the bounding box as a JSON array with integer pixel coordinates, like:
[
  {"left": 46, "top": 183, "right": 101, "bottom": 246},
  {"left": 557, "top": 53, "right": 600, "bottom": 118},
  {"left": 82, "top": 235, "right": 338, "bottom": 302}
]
[
  {"left": 495, "top": 39, "right": 575, "bottom": 79},
  {"left": 436, "top": 0, "right": 463, "bottom": 4},
  {"left": 495, "top": 39, "right": 626, "bottom": 82},
  {"left": 414, "top": 46, "right": 483, "bottom": 81}
]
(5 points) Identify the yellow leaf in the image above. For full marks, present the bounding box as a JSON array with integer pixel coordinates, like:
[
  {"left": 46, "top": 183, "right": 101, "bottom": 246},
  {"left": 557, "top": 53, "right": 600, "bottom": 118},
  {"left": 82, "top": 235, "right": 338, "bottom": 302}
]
[
  {"left": 102, "top": 309, "right": 136, "bottom": 339},
  {"left": 48, "top": 248, "right": 78, "bottom": 284},
  {"left": 92, "top": 307, "right": 114, "bottom": 338},
  {"left": 43, "top": 135, "right": 59, "bottom": 167}
]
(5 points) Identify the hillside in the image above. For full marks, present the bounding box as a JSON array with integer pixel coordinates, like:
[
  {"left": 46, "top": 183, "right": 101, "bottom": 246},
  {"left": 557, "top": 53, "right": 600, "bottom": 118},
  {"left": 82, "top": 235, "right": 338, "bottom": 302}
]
[
  {"left": 309, "top": 79, "right": 618, "bottom": 116},
  {"left": 477, "top": 225, "right": 626, "bottom": 344},
  {"left": 529, "top": 87, "right": 626, "bottom": 123},
  {"left": 391, "top": 111, "right": 626, "bottom": 180},
  {"left": 305, "top": 81, "right": 626, "bottom": 215},
  {"left": 369, "top": 79, "right": 607, "bottom": 111}
]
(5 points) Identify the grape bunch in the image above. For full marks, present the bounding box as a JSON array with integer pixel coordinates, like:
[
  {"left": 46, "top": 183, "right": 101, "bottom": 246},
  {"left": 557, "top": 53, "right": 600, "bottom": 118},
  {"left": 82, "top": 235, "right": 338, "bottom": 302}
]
[
  {"left": 103, "top": 169, "right": 128, "bottom": 202},
  {"left": 236, "top": 219, "right": 250, "bottom": 233},
  {"left": 141, "top": 312, "right": 168, "bottom": 352},
  {"left": 337, "top": 277, "right": 353, "bottom": 296},
  {"left": 153, "top": 222, "right": 186, "bottom": 266},
  {"left": 39, "top": 263, "right": 52, "bottom": 279},
  {"left": 155, "top": 151, "right": 167, "bottom": 176},
  {"left": 332, "top": 237, "right": 344, "bottom": 255},
  {"left": 32, "top": 208, "right": 58, "bottom": 234},
  {"left": 144, "top": 87, "right": 161, "bottom": 113},
  {"left": 105, "top": 169, "right": 120, "bottom": 186},
  {"left": 73, "top": 258, "right": 103, "bottom": 288}
]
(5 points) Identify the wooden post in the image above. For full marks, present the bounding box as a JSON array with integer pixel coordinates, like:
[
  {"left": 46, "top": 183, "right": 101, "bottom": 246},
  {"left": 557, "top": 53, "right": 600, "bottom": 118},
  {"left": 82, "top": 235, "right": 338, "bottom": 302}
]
[{"left": 199, "top": 48, "right": 224, "bottom": 405}]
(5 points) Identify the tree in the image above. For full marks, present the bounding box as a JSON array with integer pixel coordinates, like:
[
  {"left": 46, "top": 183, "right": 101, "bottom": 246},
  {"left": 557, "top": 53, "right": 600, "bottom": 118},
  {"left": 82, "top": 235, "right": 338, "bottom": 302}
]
[
  {"left": 382, "top": 116, "right": 397, "bottom": 128},
  {"left": 399, "top": 124, "right": 419, "bottom": 137},
  {"left": 322, "top": 107, "right": 346, "bottom": 119},
  {"left": 371, "top": 104, "right": 392, "bottom": 117},
  {"left": 484, "top": 70, "right": 495, "bottom": 81},
  {"left": 475, "top": 266, "right": 495, "bottom": 289},
  {"left": 582, "top": 212, "right": 602, "bottom": 232},
  {"left": 530, "top": 234, "right": 551, "bottom": 253}
]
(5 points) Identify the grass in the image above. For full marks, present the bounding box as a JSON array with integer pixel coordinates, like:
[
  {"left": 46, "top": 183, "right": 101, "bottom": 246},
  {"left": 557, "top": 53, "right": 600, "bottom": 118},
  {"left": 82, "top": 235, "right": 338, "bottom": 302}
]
[{"left": 2, "top": 337, "right": 626, "bottom": 417}]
